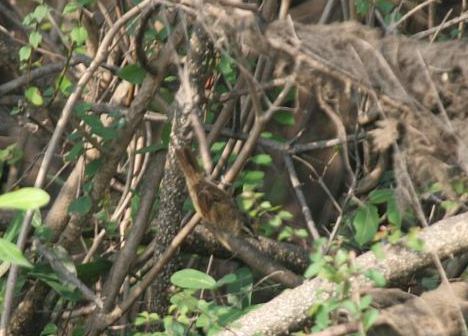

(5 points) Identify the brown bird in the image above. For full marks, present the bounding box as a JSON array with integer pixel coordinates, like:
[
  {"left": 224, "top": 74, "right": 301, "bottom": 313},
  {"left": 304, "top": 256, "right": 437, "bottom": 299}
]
[{"left": 175, "top": 147, "right": 247, "bottom": 236}]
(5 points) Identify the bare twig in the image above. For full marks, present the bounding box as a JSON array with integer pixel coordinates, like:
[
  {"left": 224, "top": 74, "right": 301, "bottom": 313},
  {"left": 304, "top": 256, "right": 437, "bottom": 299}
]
[
  {"left": 283, "top": 155, "right": 320, "bottom": 240},
  {"left": 388, "top": 0, "right": 439, "bottom": 31},
  {"left": 413, "top": 10, "right": 468, "bottom": 39}
]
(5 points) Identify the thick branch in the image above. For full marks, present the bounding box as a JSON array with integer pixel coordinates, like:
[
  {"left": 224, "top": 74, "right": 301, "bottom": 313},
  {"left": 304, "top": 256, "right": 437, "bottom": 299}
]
[{"left": 217, "top": 211, "right": 468, "bottom": 335}]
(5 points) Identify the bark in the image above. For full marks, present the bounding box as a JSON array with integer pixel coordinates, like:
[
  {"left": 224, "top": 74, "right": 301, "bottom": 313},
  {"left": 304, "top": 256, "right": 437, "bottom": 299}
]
[{"left": 217, "top": 212, "right": 468, "bottom": 335}]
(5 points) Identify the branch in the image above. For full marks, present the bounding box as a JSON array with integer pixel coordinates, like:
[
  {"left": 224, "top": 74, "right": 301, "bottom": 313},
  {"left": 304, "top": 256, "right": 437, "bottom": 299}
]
[{"left": 217, "top": 211, "right": 468, "bottom": 335}]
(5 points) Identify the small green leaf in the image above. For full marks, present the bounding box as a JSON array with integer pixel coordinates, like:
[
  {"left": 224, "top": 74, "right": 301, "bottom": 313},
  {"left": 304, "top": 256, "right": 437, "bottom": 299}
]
[
  {"left": 40, "top": 323, "right": 58, "bottom": 336},
  {"left": 405, "top": 229, "right": 424, "bottom": 252},
  {"left": 226, "top": 267, "right": 253, "bottom": 308},
  {"left": 68, "top": 195, "right": 92, "bottom": 215},
  {"left": 376, "top": 0, "right": 394, "bottom": 15},
  {"left": 294, "top": 228, "right": 309, "bottom": 238},
  {"left": 365, "top": 269, "right": 386, "bottom": 287},
  {"left": 70, "top": 26, "right": 88, "bottom": 45},
  {"left": 251, "top": 154, "right": 272, "bottom": 166},
  {"left": 55, "top": 75, "right": 73, "bottom": 95},
  {"left": 170, "top": 269, "right": 217, "bottom": 289},
  {"left": 360, "top": 294, "right": 373, "bottom": 310},
  {"left": 211, "top": 142, "right": 226, "bottom": 153},
  {"left": 356, "top": 0, "right": 370, "bottom": 15},
  {"left": 80, "top": 114, "right": 117, "bottom": 141},
  {"left": 371, "top": 243, "right": 385, "bottom": 260},
  {"left": 278, "top": 226, "right": 293, "bottom": 241},
  {"left": 273, "top": 110, "right": 294, "bottom": 126},
  {"left": 29, "top": 31, "right": 42, "bottom": 48},
  {"left": 0, "top": 238, "right": 32, "bottom": 268},
  {"left": 32, "top": 5, "right": 49, "bottom": 23},
  {"left": 135, "top": 312, "right": 160, "bottom": 326},
  {"left": 278, "top": 210, "right": 293, "bottom": 220},
  {"left": 118, "top": 64, "right": 146, "bottom": 85},
  {"left": 353, "top": 204, "right": 379, "bottom": 246},
  {"left": 218, "top": 54, "right": 237, "bottom": 84},
  {"left": 74, "top": 102, "right": 92, "bottom": 115},
  {"left": 363, "top": 308, "right": 379, "bottom": 330},
  {"left": 63, "top": 2, "right": 80, "bottom": 14},
  {"left": 19, "top": 46, "right": 32, "bottom": 61},
  {"left": 441, "top": 200, "right": 458, "bottom": 211},
  {"left": 30, "top": 264, "right": 80, "bottom": 301},
  {"left": 65, "top": 140, "right": 84, "bottom": 162},
  {"left": 216, "top": 273, "right": 238, "bottom": 287},
  {"left": 239, "top": 197, "right": 255, "bottom": 211},
  {"left": 387, "top": 199, "right": 402, "bottom": 228},
  {"left": 368, "top": 189, "right": 393, "bottom": 204},
  {"left": 0, "top": 188, "right": 50, "bottom": 210},
  {"left": 25, "top": 86, "right": 44, "bottom": 106},
  {"left": 84, "top": 159, "right": 103, "bottom": 178},
  {"left": 241, "top": 170, "right": 265, "bottom": 185}
]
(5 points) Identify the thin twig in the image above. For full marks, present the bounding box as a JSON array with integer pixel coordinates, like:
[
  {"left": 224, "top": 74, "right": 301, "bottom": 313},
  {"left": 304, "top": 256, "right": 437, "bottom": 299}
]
[
  {"left": 413, "top": 10, "right": 468, "bottom": 39},
  {"left": 284, "top": 155, "right": 320, "bottom": 240},
  {"left": 388, "top": 0, "right": 439, "bottom": 31}
]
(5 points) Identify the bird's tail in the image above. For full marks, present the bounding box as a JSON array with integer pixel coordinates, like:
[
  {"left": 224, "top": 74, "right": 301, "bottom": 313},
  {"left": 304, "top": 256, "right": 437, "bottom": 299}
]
[{"left": 174, "top": 147, "right": 201, "bottom": 184}]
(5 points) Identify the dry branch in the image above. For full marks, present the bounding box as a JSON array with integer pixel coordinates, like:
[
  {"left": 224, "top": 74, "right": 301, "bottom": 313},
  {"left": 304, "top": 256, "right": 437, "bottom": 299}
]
[{"left": 217, "top": 211, "right": 468, "bottom": 335}]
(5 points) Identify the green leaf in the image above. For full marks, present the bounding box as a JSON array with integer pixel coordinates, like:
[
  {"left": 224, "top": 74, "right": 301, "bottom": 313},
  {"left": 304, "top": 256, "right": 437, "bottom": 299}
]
[
  {"left": 278, "top": 210, "right": 293, "bottom": 220},
  {"left": 135, "top": 312, "right": 160, "bottom": 326},
  {"left": 65, "top": 140, "right": 84, "bottom": 162},
  {"left": 74, "top": 102, "right": 92, "bottom": 115},
  {"left": 251, "top": 154, "right": 272, "bottom": 166},
  {"left": 68, "top": 195, "right": 92, "bottom": 215},
  {"left": 76, "top": 258, "right": 112, "bottom": 283},
  {"left": 294, "top": 228, "right": 309, "bottom": 238},
  {"left": 405, "top": 229, "right": 424, "bottom": 252},
  {"left": 118, "top": 64, "right": 146, "bottom": 85},
  {"left": 80, "top": 114, "right": 117, "bottom": 140},
  {"left": 170, "top": 269, "right": 217, "bottom": 289},
  {"left": 216, "top": 273, "right": 238, "bottom": 287},
  {"left": 70, "top": 26, "right": 88, "bottom": 45},
  {"left": 441, "top": 200, "right": 459, "bottom": 211},
  {"left": 63, "top": 2, "right": 80, "bottom": 14},
  {"left": 360, "top": 294, "right": 373, "bottom": 310},
  {"left": 55, "top": 75, "right": 73, "bottom": 95},
  {"left": 40, "top": 323, "right": 58, "bottom": 336},
  {"left": 241, "top": 170, "right": 265, "bottom": 186},
  {"left": 84, "top": 159, "right": 103, "bottom": 178},
  {"left": 363, "top": 308, "right": 379, "bottom": 330},
  {"left": 387, "top": 199, "right": 402, "bottom": 228},
  {"left": 356, "top": 0, "right": 370, "bottom": 15},
  {"left": 371, "top": 243, "right": 385, "bottom": 260},
  {"left": 218, "top": 54, "right": 236, "bottom": 84},
  {"left": 353, "top": 204, "right": 379, "bottom": 246},
  {"left": 30, "top": 264, "right": 80, "bottom": 301},
  {"left": 25, "top": 86, "right": 44, "bottom": 106},
  {"left": 368, "top": 188, "right": 393, "bottom": 204},
  {"left": 0, "top": 188, "right": 50, "bottom": 210},
  {"left": 364, "top": 269, "right": 386, "bottom": 287},
  {"left": 29, "top": 31, "right": 42, "bottom": 48},
  {"left": 19, "top": 46, "right": 32, "bottom": 61},
  {"left": 32, "top": 5, "right": 49, "bottom": 23},
  {"left": 273, "top": 110, "right": 295, "bottom": 126},
  {"left": 376, "top": 0, "right": 394, "bottom": 15},
  {"left": 278, "top": 226, "right": 293, "bottom": 241},
  {"left": 0, "top": 238, "right": 32, "bottom": 268},
  {"left": 226, "top": 267, "right": 253, "bottom": 308}
]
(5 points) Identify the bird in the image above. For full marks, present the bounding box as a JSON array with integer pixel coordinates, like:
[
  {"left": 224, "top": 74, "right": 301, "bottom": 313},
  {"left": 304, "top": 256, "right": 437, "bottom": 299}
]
[{"left": 174, "top": 147, "right": 249, "bottom": 236}]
